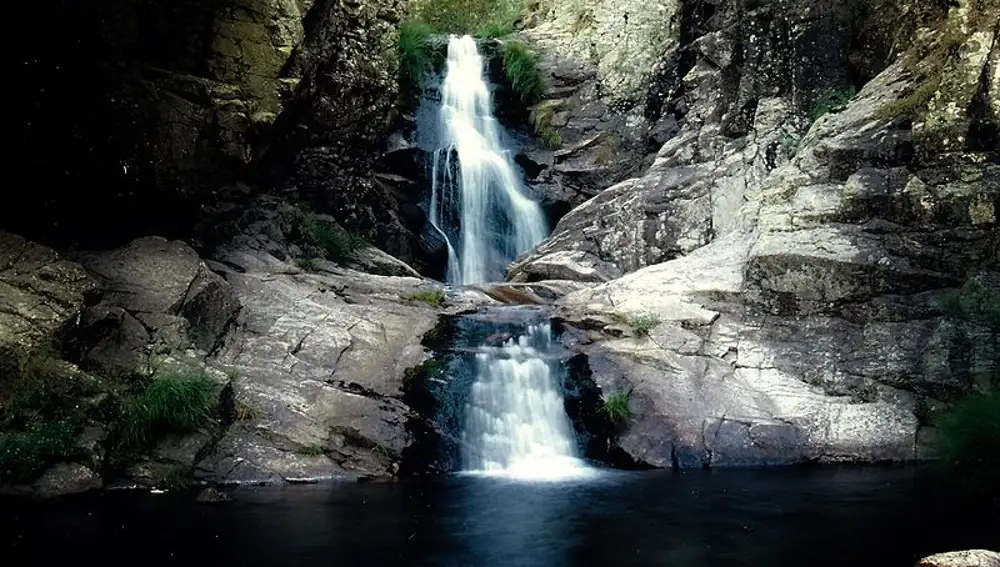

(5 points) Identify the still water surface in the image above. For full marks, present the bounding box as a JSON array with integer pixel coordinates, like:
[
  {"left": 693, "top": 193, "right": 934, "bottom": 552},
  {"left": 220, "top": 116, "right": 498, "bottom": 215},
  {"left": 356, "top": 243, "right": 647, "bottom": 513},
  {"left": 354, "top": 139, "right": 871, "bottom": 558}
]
[{"left": 3, "top": 466, "right": 998, "bottom": 567}]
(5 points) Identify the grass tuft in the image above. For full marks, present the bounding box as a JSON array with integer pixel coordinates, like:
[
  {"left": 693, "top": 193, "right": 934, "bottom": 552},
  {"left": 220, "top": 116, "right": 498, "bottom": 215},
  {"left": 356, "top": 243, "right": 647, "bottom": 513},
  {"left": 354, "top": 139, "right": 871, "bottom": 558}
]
[
  {"left": 408, "top": 289, "right": 447, "bottom": 307},
  {"left": 291, "top": 208, "right": 367, "bottom": 266},
  {"left": 501, "top": 41, "right": 544, "bottom": 107},
  {"left": 629, "top": 313, "right": 661, "bottom": 338},
  {"left": 407, "top": 0, "right": 525, "bottom": 37},
  {"left": 600, "top": 392, "right": 633, "bottom": 428},
  {"left": 808, "top": 86, "right": 856, "bottom": 122},
  {"left": 111, "top": 370, "right": 216, "bottom": 465}
]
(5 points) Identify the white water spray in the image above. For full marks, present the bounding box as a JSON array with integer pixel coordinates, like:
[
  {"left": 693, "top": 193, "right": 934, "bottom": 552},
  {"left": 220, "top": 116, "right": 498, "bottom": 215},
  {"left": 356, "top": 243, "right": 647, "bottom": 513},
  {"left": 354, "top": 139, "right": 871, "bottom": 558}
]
[
  {"left": 428, "top": 35, "right": 548, "bottom": 285},
  {"left": 462, "top": 323, "right": 591, "bottom": 480}
]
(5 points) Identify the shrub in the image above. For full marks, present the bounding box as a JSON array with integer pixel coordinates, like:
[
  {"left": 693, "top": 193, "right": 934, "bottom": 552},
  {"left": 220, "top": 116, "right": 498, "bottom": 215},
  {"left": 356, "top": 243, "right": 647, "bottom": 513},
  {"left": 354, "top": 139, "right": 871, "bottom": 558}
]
[
  {"left": 291, "top": 209, "right": 367, "bottom": 266},
  {"left": 934, "top": 391, "right": 1000, "bottom": 486},
  {"left": 0, "top": 420, "right": 81, "bottom": 483},
  {"left": 399, "top": 20, "right": 441, "bottom": 102},
  {"left": 0, "top": 353, "right": 92, "bottom": 483},
  {"left": 408, "top": 289, "right": 447, "bottom": 307},
  {"left": 600, "top": 392, "right": 633, "bottom": 428},
  {"left": 409, "top": 0, "right": 524, "bottom": 37},
  {"left": 808, "top": 86, "right": 856, "bottom": 122},
  {"left": 501, "top": 41, "right": 544, "bottom": 106},
  {"left": 529, "top": 100, "right": 562, "bottom": 149},
  {"left": 629, "top": 313, "right": 661, "bottom": 337},
  {"left": 111, "top": 370, "right": 216, "bottom": 463}
]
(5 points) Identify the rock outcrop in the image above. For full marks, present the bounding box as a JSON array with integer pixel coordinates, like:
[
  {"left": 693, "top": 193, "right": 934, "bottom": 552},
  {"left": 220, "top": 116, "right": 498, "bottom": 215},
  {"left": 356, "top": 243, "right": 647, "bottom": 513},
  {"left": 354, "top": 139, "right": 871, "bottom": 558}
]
[
  {"left": 197, "top": 246, "right": 447, "bottom": 483},
  {"left": 515, "top": 0, "right": 1000, "bottom": 467},
  {"left": 8, "top": 0, "right": 407, "bottom": 256},
  {"left": 919, "top": 550, "right": 1000, "bottom": 567}
]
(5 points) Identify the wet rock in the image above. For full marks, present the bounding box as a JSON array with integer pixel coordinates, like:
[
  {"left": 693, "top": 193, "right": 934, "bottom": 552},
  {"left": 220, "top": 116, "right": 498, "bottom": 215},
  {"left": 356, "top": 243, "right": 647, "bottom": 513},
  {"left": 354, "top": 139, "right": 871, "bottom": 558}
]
[
  {"left": 31, "top": 463, "right": 102, "bottom": 499},
  {"left": 918, "top": 550, "right": 1000, "bottom": 567},
  {"left": 196, "top": 486, "right": 229, "bottom": 503}
]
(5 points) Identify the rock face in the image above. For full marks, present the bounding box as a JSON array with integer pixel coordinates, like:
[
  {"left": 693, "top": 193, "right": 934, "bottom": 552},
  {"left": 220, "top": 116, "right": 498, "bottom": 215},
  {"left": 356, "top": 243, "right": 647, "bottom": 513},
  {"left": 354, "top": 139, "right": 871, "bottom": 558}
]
[
  {"left": 196, "top": 246, "right": 444, "bottom": 483},
  {"left": 73, "top": 237, "right": 242, "bottom": 376},
  {"left": 919, "top": 550, "right": 1000, "bottom": 567},
  {"left": 8, "top": 0, "right": 406, "bottom": 254},
  {"left": 0, "top": 231, "right": 101, "bottom": 361},
  {"left": 517, "top": 0, "right": 1000, "bottom": 467}
]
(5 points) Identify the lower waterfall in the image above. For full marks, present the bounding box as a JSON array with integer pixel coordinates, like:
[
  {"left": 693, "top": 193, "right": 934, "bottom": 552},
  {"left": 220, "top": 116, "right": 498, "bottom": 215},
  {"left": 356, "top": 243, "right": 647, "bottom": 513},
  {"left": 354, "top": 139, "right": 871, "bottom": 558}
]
[{"left": 461, "top": 322, "right": 591, "bottom": 480}]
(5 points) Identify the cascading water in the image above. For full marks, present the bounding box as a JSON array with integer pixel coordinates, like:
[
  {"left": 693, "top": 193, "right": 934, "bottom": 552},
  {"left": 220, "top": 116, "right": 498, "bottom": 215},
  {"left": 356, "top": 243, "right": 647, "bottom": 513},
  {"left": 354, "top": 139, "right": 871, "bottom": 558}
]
[
  {"left": 462, "top": 322, "right": 591, "bottom": 480},
  {"left": 428, "top": 35, "right": 548, "bottom": 285}
]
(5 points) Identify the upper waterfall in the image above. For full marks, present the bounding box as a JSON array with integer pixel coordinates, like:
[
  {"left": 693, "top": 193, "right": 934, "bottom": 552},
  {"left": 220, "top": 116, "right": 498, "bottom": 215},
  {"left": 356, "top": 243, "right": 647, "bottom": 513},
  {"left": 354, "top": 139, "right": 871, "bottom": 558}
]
[{"left": 428, "top": 35, "right": 548, "bottom": 285}]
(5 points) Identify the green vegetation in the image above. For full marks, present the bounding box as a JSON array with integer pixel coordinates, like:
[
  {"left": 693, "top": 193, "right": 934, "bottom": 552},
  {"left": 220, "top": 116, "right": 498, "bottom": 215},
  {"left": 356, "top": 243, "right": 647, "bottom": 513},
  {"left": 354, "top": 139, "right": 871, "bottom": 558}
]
[
  {"left": 1, "top": 352, "right": 220, "bottom": 485},
  {"left": 398, "top": 20, "right": 446, "bottom": 103},
  {"left": 407, "top": 0, "right": 525, "bottom": 37},
  {"left": 291, "top": 208, "right": 367, "bottom": 267},
  {"left": 529, "top": 100, "right": 562, "bottom": 149},
  {"left": 501, "top": 41, "right": 544, "bottom": 106},
  {"left": 295, "top": 443, "right": 327, "bottom": 457},
  {"left": 808, "top": 86, "right": 856, "bottom": 122},
  {"left": 296, "top": 258, "right": 321, "bottom": 273},
  {"left": 876, "top": 79, "right": 939, "bottom": 121},
  {"left": 0, "top": 355, "right": 92, "bottom": 483},
  {"left": 934, "top": 391, "right": 1000, "bottom": 486},
  {"left": 600, "top": 391, "right": 633, "bottom": 429},
  {"left": 163, "top": 465, "right": 196, "bottom": 492},
  {"left": 629, "top": 313, "right": 661, "bottom": 338},
  {"left": 408, "top": 289, "right": 448, "bottom": 307},
  {"left": 110, "top": 370, "right": 217, "bottom": 466}
]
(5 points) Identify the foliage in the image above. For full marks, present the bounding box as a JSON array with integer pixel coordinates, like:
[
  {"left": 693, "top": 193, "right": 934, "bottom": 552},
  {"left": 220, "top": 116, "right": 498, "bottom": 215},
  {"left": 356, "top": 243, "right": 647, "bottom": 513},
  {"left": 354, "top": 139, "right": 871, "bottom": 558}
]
[
  {"left": 398, "top": 20, "right": 445, "bottom": 103},
  {"left": 501, "top": 41, "right": 544, "bottom": 106},
  {"left": 600, "top": 392, "right": 633, "bottom": 428},
  {"left": 934, "top": 391, "right": 1000, "bottom": 486},
  {"left": 0, "top": 421, "right": 81, "bottom": 484},
  {"left": 0, "top": 354, "right": 91, "bottom": 483},
  {"left": 529, "top": 100, "right": 562, "bottom": 149},
  {"left": 408, "top": 0, "right": 525, "bottom": 37},
  {"left": 408, "top": 289, "right": 448, "bottom": 307},
  {"left": 110, "top": 370, "right": 216, "bottom": 465},
  {"left": 876, "top": 79, "right": 940, "bottom": 121},
  {"left": 296, "top": 258, "right": 320, "bottom": 273},
  {"left": 291, "top": 208, "right": 367, "bottom": 266},
  {"left": 629, "top": 313, "right": 661, "bottom": 337},
  {"left": 808, "top": 86, "right": 856, "bottom": 122},
  {"left": 162, "top": 465, "right": 196, "bottom": 492}
]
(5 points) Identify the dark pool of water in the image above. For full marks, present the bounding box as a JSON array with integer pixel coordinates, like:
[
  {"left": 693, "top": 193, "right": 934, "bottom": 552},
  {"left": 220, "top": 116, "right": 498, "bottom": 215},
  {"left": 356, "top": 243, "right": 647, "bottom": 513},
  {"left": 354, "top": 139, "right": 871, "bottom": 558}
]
[{"left": 3, "top": 466, "right": 998, "bottom": 567}]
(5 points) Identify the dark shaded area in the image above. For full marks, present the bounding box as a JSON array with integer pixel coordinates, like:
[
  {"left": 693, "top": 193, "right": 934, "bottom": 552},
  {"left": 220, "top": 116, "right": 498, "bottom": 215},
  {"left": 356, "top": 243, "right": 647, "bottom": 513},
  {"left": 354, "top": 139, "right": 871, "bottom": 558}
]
[
  {"left": 2, "top": 466, "right": 999, "bottom": 566},
  {"left": 5, "top": 0, "right": 231, "bottom": 250}
]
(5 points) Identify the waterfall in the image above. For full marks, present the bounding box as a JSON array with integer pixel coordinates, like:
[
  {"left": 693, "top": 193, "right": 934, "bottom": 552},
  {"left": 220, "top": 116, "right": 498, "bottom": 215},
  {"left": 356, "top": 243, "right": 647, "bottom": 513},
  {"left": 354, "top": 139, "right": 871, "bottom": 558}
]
[
  {"left": 462, "top": 323, "right": 591, "bottom": 480},
  {"left": 428, "top": 35, "right": 548, "bottom": 285}
]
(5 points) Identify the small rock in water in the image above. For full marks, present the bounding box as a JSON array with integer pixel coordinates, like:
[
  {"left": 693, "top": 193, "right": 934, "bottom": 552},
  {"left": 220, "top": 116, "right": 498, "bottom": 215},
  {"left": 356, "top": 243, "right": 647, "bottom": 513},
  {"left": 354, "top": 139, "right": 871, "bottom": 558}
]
[
  {"left": 195, "top": 487, "right": 229, "bottom": 503},
  {"left": 918, "top": 550, "right": 1000, "bottom": 567}
]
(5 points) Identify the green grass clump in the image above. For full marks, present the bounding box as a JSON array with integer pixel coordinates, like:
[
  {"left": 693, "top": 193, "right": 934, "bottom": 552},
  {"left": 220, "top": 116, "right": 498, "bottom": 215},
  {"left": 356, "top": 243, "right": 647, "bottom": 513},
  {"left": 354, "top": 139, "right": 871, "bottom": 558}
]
[
  {"left": 934, "top": 391, "right": 1000, "bottom": 486},
  {"left": 0, "top": 421, "right": 81, "bottom": 484},
  {"left": 291, "top": 209, "right": 367, "bottom": 266},
  {"left": 529, "top": 100, "right": 562, "bottom": 149},
  {"left": 600, "top": 392, "right": 633, "bottom": 428},
  {"left": 501, "top": 41, "right": 544, "bottom": 106},
  {"left": 398, "top": 20, "right": 444, "bottom": 103},
  {"left": 408, "top": 289, "right": 447, "bottom": 307},
  {"left": 296, "top": 258, "right": 321, "bottom": 273},
  {"left": 0, "top": 354, "right": 92, "bottom": 483},
  {"left": 112, "top": 371, "right": 216, "bottom": 463},
  {"left": 629, "top": 313, "right": 661, "bottom": 337},
  {"left": 808, "top": 86, "right": 856, "bottom": 122}
]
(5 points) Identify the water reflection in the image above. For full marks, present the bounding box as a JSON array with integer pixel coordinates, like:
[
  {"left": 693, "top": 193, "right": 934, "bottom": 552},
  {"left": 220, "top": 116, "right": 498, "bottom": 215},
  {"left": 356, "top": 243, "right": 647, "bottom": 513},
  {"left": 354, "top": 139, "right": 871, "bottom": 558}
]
[{"left": 3, "top": 467, "right": 998, "bottom": 567}]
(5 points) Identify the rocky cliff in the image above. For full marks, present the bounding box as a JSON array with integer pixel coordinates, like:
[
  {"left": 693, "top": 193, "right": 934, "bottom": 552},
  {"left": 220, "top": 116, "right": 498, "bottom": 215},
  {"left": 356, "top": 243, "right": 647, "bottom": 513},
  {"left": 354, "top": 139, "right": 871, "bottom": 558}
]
[{"left": 512, "top": 0, "right": 999, "bottom": 466}]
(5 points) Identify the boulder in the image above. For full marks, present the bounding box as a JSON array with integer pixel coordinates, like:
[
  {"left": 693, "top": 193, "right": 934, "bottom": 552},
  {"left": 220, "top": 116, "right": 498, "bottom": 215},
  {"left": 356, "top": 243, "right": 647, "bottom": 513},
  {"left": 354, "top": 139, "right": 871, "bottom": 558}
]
[
  {"left": 195, "top": 247, "right": 444, "bottom": 483},
  {"left": 30, "top": 463, "right": 102, "bottom": 499},
  {"left": 0, "top": 230, "right": 101, "bottom": 360},
  {"left": 74, "top": 236, "right": 241, "bottom": 375}
]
